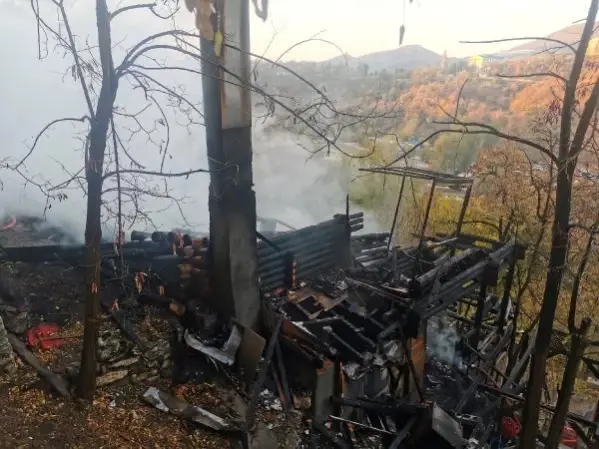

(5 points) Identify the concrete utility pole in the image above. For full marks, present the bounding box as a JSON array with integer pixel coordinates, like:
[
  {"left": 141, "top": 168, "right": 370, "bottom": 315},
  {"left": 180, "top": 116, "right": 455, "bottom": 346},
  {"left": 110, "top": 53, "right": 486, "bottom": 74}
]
[{"left": 199, "top": 0, "right": 261, "bottom": 329}]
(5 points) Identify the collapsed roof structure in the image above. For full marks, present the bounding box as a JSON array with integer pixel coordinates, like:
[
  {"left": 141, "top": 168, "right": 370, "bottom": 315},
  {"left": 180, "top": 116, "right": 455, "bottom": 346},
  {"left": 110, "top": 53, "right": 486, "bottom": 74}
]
[{"left": 1, "top": 167, "right": 598, "bottom": 449}]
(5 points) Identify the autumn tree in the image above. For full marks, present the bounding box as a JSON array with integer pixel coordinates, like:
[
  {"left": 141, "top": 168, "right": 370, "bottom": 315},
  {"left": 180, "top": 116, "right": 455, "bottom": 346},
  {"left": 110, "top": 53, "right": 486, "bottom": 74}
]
[
  {"left": 13, "top": 0, "right": 399, "bottom": 400},
  {"left": 378, "top": 2, "right": 599, "bottom": 445}
]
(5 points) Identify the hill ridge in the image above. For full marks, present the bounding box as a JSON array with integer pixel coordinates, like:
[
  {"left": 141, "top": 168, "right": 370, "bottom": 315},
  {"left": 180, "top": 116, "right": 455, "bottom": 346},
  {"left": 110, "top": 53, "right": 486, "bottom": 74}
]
[{"left": 324, "top": 44, "right": 441, "bottom": 71}]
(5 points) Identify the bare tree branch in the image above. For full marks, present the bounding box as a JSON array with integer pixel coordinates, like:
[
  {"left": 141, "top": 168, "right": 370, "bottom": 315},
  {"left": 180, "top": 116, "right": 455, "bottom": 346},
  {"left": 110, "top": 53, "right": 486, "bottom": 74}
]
[
  {"left": 103, "top": 166, "right": 214, "bottom": 180},
  {"left": 56, "top": 1, "right": 96, "bottom": 118},
  {"left": 495, "top": 72, "right": 568, "bottom": 84},
  {"left": 460, "top": 37, "right": 576, "bottom": 54},
  {"left": 14, "top": 116, "right": 90, "bottom": 169},
  {"left": 111, "top": 2, "right": 179, "bottom": 21}
]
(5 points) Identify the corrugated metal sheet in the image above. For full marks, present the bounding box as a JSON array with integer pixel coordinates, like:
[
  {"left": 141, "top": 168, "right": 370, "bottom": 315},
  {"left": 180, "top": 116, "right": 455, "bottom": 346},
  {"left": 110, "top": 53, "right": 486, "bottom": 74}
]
[{"left": 258, "top": 214, "right": 363, "bottom": 291}]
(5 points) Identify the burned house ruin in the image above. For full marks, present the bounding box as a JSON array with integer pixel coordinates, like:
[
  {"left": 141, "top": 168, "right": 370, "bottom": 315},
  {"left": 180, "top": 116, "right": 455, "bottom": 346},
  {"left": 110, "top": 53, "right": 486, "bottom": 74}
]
[{"left": 0, "top": 167, "right": 598, "bottom": 449}]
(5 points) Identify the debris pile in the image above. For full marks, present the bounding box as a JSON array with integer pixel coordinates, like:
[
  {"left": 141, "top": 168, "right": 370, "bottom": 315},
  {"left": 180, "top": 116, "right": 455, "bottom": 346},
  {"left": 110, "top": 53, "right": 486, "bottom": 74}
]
[
  {"left": 0, "top": 315, "right": 16, "bottom": 374},
  {"left": 1, "top": 200, "right": 598, "bottom": 449},
  {"left": 255, "top": 224, "right": 529, "bottom": 448}
]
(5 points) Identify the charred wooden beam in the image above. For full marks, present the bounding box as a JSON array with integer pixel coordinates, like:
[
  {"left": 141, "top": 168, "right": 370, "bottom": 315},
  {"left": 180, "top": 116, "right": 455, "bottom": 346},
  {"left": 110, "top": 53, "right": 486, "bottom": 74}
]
[
  {"left": 469, "top": 283, "right": 488, "bottom": 352},
  {"left": 451, "top": 184, "right": 472, "bottom": 257},
  {"left": 8, "top": 334, "right": 71, "bottom": 398},
  {"left": 330, "top": 396, "right": 427, "bottom": 416},
  {"left": 246, "top": 314, "right": 284, "bottom": 429},
  {"left": 497, "top": 255, "right": 517, "bottom": 330},
  {"left": 411, "top": 248, "right": 483, "bottom": 296},
  {"left": 387, "top": 175, "right": 407, "bottom": 251},
  {"left": 312, "top": 422, "right": 352, "bottom": 449}
]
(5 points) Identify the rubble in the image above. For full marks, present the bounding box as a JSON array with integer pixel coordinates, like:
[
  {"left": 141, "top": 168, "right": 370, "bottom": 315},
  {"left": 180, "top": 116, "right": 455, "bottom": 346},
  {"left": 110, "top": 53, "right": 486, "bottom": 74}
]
[
  {"left": 142, "top": 386, "right": 237, "bottom": 431},
  {"left": 0, "top": 314, "right": 16, "bottom": 374},
  {"left": 26, "top": 323, "right": 75, "bottom": 351},
  {"left": 7, "top": 333, "right": 71, "bottom": 398},
  {"left": 184, "top": 325, "right": 242, "bottom": 366},
  {"left": 0, "top": 171, "right": 597, "bottom": 449}
]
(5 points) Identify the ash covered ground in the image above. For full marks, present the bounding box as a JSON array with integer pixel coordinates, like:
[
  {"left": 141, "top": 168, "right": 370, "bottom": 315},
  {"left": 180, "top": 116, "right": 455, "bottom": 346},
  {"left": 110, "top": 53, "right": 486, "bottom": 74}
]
[{"left": 0, "top": 215, "right": 309, "bottom": 449}]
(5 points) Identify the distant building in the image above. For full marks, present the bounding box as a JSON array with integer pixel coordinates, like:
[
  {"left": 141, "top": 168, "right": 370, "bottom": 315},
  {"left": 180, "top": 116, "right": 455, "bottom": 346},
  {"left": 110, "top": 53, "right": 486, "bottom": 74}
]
[
  {"left": 468, "top": 55, "right": 485, "bottom": 69},
  {"left": 587, "top": 37, "right": 599, "bottom": 57},
  {"left": 440, "top": 50, "right": 448, "bottom": 71}
]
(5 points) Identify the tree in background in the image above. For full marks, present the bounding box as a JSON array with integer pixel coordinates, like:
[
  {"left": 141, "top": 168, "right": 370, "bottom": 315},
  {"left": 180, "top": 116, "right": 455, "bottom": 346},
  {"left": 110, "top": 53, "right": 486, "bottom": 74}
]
[
  {"left": 348, "top": 1, "right": 599, "bottom": 444},
  {"left": 516, "top": 4, "right": 599, "bottom": 444},
  {"left": 11, "top": 0, "right": 398, "bottom": 400},
  {"left": 19, "top": 0, "right": 213, "bottom": 399}
]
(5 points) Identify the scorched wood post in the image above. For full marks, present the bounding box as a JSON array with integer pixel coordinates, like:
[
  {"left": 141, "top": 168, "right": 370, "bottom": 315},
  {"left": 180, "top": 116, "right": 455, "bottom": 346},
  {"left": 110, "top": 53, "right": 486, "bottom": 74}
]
[{"left": 198, "top": 0, "right": 261, "bottom": 328}]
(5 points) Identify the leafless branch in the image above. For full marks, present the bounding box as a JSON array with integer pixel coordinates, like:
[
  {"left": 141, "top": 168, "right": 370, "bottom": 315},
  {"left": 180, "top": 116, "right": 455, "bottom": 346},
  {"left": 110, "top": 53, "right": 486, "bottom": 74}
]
[
  {"left": 111, "top": 2, "right": 179, "bottom": 21},
  {"left": 103, "top": 166, "right": 214, "bottom": 180},
  {"left": 55, "top": 1, "right": 96, "bottom": 117},
  {"left": 495, "top": 72, "right": 568, "bottom": 84},
  {"left": 437, "top": 121, "right": 558, "bottom": 163},
  {"left": 14, "top": 116, "right": 90, "bottom": 169},
  {"left": 460, "top": 37, "right": 576, "bottom": 54}
]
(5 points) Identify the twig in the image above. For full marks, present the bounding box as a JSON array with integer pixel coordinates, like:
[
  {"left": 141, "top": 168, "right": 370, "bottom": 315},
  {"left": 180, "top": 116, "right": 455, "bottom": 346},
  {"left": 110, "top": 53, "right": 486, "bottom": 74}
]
[
  {"left": 15, "top": 116, "right": 89, "bottom": 169},
  {"left": 460, "top": 37, "right": 576, "bottom": 54},
  {"left": 111, "top": 2, "right": 179, "bottom": 21}
]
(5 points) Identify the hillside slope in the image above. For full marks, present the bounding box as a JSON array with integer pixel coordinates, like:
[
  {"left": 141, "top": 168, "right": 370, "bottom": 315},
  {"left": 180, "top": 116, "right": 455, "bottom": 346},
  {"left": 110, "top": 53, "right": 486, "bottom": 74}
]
[
  {"left": 507, "top": 22, "right": 599, "bottom": 54},
  {"left": 327, "top": 45, "right": 441, "bottom": 71}
]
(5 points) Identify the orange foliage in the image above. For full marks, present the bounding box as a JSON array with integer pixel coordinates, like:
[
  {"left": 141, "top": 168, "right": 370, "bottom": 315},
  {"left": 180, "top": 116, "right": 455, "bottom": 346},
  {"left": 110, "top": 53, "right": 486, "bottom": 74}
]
[
  {"left": 510, "top": 78, "right": 562, "bottom": 115},
  {"left": 510, "top": 66, "right": 599, "bottom": 116}
]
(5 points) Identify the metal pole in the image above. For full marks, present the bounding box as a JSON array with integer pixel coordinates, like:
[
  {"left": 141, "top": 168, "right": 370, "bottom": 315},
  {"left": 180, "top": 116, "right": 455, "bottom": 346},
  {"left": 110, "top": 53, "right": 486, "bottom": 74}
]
[
  {"left": 451, "top": 183, "right": 472, "bottom": 256},
  {"left": 340, "top": 194, "right": 352, "bottom": 267},
  {"left": 497, "top": 256, "right": 517, "bottom": 330},
  {"left": 387, "top": 176, "right": 406, "bottom": 250},
  {"left": 412, "top": 179, "right": 436, "bottom": 280},
  {"left": 418, "top": 179, "right": 437, "bottom": 248},
  {"left": 470, "top": 281, "right": 488, "bottom": 355}
]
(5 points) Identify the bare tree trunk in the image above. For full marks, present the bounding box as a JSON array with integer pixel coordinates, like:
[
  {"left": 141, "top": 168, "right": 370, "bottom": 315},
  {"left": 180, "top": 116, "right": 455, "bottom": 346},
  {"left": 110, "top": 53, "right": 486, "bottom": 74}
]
[
  {"left": 545, "top": 318, "right": 591, "bottom": 449},
  {"left": 77, "top": 0, "right": 117, "bottom": 400},
  {"left": 521, "top": 168, "right": 574, "bottom": 445},
  {"left": 519, "top": 1, "right": 599, "bottom": 444},
  {"left": 568, "top": 230, "right": 595, "bottom": 332},
  {"left": 77, "top": 149, "right": 104, "bottom": 399}
]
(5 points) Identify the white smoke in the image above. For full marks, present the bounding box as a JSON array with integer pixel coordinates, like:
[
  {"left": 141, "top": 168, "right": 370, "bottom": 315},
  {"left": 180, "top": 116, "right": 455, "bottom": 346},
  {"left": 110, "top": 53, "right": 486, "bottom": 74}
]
[
  {"left": 427, "top": 316, "right": 461, "bottom": 366},
  {"left": 0, "top": 1, "right": 380, "bottom": 242}
]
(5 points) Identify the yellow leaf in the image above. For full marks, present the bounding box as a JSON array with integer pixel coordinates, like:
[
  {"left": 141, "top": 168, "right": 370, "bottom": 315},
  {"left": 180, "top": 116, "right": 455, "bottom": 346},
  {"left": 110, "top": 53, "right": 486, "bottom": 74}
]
[
  {"left": 134, "top": 273, "right": 142, "bottom": 293},
  {"left": 214, "top": 31, "right": 223, "bottom": 57}
]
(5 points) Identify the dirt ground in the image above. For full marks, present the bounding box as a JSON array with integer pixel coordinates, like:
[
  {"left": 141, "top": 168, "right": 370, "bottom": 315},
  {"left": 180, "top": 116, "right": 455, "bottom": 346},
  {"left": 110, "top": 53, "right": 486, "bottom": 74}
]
[
  {"left": 0, "top": 372, "right": 233, "bottom": 449},
  {"left": 0, "top": 263, "right": 234, "bottom": 449},
  {"left": 0, "top": 296, "right": 303, "bottom": 449},
  {"left": 0, "top": 221, "right": 303, "bottom": 449}
]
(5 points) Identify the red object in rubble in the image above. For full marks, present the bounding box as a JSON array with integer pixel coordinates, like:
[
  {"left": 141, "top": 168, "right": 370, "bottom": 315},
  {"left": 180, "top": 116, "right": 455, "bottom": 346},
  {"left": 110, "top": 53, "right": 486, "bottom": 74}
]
[
  {"left": 1, "top": 216, "right": 16, "bottom": 231},
  {"left": 501, "top": 416, "right": 522, "bottom": 439},
  {"left": 26, "top": 323, "right": 68, "bottom": 351},
  {"left": 561, "top": 424, "right": 578, "bottom": 448}
]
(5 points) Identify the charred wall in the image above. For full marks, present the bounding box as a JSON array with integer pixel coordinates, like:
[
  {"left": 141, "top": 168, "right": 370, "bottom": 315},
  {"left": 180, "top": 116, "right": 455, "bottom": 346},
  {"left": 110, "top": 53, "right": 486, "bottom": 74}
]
[{"left": 257, "top": 213, "right": 362, "bottom": 292}]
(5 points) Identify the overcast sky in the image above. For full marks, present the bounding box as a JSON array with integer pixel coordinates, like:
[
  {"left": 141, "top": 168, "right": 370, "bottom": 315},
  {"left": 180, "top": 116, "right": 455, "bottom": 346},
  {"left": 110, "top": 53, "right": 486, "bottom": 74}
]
[
  {"left": 0, "top": 0, "right": 352, "bottom": 235},
  {"left": 250, "top": 0, "right": 594, "bottom": 60},
  {"left": 0, "top": 0, "right": 593, "bottom": 236}
]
